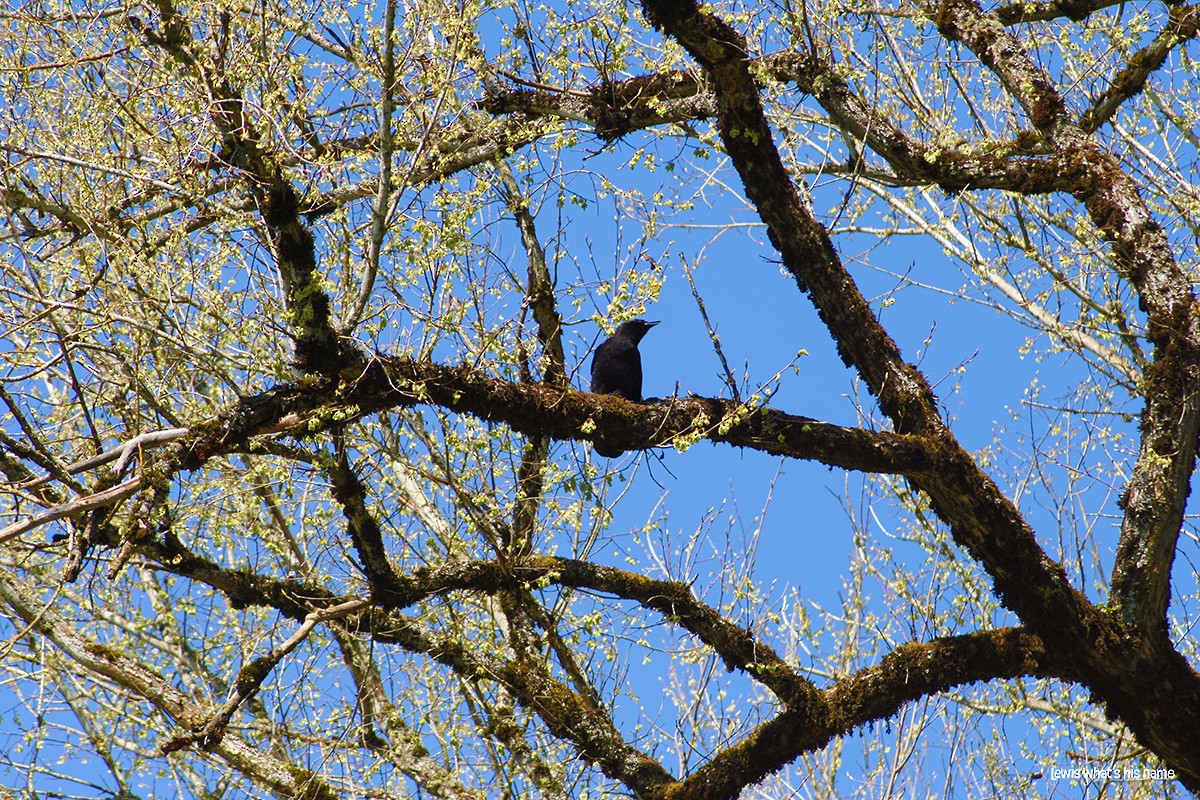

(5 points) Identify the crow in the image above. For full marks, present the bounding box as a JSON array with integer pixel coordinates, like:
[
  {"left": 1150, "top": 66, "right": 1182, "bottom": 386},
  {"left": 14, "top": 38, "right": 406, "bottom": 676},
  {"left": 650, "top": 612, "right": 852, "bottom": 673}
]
[{"left": 590, "top": 319, "right": 658, "bottom": 456}]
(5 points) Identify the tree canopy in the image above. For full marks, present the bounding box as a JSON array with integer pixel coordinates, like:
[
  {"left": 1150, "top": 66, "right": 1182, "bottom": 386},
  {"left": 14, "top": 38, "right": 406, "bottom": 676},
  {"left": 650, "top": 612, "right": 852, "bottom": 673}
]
[{"left": 2, "top": 0, "right": 1200, "bottom": 797}]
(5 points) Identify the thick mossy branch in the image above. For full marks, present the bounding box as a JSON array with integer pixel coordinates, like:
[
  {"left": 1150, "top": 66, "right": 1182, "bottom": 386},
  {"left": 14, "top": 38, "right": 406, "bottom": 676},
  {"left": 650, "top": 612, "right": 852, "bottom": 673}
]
[
  {"left": 639, "top": 0, "right": 942, "bottom": 435},
  {"left": 367, "top": 611, "right": 677, "bottom": 798},
  {"left": 262, "top": 181, "right": 364, "bottom": 377},
  {"left": 325, "top": 449, "right": 411, "bottom": 606},
  {"left": 135, "top": 5, "right": 360, "bottom": 381},
  {"left": 667, "top": 628, "right": 1068, "bottom": 800},
  {"left": 634, "top": 0, "right": 1087, "bottom": 627},
  {"left": 174, "top": 359, "right": 936, "bottom": 476},
  {"left": 485, "top": 52, "right": 1087, "bottom": 195},
  {"left": 993, "top": 0, "right": 1124, "bottom": 23}
]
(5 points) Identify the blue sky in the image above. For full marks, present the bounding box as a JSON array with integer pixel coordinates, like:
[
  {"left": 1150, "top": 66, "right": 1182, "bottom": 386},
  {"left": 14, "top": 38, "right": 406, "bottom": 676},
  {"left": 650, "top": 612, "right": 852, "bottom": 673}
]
[{"left": 3, "top": 1, "right": 1191, "bottom": 795}]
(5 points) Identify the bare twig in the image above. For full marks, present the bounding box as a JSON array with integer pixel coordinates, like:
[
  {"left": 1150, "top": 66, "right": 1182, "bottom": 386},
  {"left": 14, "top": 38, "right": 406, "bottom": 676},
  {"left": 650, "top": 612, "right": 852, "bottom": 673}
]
[{"left": 683, "top": 254, "right": 741, "bottom": 402}]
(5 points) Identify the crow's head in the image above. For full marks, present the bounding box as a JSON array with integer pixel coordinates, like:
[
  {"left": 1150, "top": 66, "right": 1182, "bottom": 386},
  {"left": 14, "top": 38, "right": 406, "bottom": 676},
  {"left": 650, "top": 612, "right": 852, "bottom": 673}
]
[{"left": 616, "top": 319, "right": 659, "bottom": 343}]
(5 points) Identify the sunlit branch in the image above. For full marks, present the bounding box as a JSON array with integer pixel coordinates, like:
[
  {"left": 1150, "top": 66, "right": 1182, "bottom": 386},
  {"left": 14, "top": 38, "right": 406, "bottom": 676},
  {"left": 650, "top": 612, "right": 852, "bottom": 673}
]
[
  {"left": 271, "top": 10, "right": 356, "bottom": 63},
  {"left": 301, "top": 117, "right": 555, "bottom": 219},
  {"left": 0, "top": 184, "right": 120, "bottom": 244},
  {"left": 0, "top": 143, "right": 180, "bottom": 193},
  {"left": 138, "top": 534, "right": 1079, "bottom": 800},
  {"left": 673, "top": 628, "right": 1068, "bottom": 800},
  {"left": 371, "top": 610, "right": 678, "bottom": 798},
  {"left": 13, "top": 427, "right": 188, "bottom": 492},
  {"left": 162, "top": 597, "right": 370, "bottom": 752},
  {"left": 162, "top": 359, "right": 937, "bottom": 476},
  {"left": 342, "top": 0, "right": 398, "bottom": 332},
  {"left": 0, "top": 564, "right": 342, "bottom": 798},
  {"left": 483, "top": 52, "right": 1084, "bottom": 195}
]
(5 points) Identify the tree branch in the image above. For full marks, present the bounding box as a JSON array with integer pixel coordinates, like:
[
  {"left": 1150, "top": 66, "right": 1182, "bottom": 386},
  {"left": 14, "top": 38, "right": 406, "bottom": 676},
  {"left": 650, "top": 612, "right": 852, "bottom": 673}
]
[
  {"left": 483, "top": 53, "right": 1086, "bottom": 196},
  {"left": 137, "top": 542, "right": 1084, "bottom": 799},
  {"left": 994, "top": 0, "right": 1130, "bottom": 24},
  {"left": 934, "top": 0, "right": 1200, "bottom": 642},
  {"left": 0, "top": 477, "right": 142, "bottom": 544},
  {"left": 163, "top": 597, "right": 370, "bottom": 752},
  {"left": 670, "top": 628, "right": 1068, "bottom": 800},
  {"left": 132, "top": 9, "right": 359, "bottom": 379},
  {"left": 632, "top": 0, "right": 1090, "bottom": 630},
  {"left": 192, "top": 362, "right": 937, "bottom": 474},
  {"left": 633, "top": 0, "right": 1200, "bottom": 784},
  {"left": 1079, "top": 5, "right": 1200, "bottom": 133},
  {"left": 0, "top": 563, "right": 342, "bottom": 798}
]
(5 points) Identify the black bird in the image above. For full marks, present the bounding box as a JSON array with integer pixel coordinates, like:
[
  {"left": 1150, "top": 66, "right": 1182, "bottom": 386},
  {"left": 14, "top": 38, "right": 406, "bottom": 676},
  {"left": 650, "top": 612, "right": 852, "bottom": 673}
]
[{"left": 590, "top": 319, "right": 658, "bottom": 456}]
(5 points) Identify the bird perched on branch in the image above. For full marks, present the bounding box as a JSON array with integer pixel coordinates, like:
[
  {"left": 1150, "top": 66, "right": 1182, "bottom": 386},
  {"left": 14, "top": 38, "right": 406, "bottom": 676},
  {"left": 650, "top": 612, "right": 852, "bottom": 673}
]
[{"left": 590, "top": 319, "right": 659, "bottom": 457}]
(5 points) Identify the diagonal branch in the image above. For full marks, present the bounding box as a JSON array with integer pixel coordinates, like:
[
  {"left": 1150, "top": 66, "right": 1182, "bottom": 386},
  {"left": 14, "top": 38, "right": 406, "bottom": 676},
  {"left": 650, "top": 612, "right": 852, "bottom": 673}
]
[
  {"left": 325, "top": 443, "right": 411, "bottom": 606},
  {"left": 162, "top": 597, "right": 371, "bottom": 753},
  {"left": 0, "top": 564, "right": 343, "bottom": 798},
  {"left": 371, "top": 612, "right": 677, "bottom": 798},
  {"left": 1079, "top": 4, "right": 1200, "bottom": 133},
  {"left": 635, "top": 0, "right": 1200, "bottom": 782},
  {"left": 671, "top": 628, "right": 1070, "bottom": 800},
  {"left": 150, "top": 549, "right": 679, "bottom": 797},
  {"left": 934, "top": 0, "right": 1200, "bottom": 641},
  {"left": 640, "top": 0, "right": 944, "bottom": 435},
  {"left": 0, "top": 477, "right": 142, "bottom": 544},
  {"left": 132, "top": 7, "right": 359, "bottom": 379}
]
